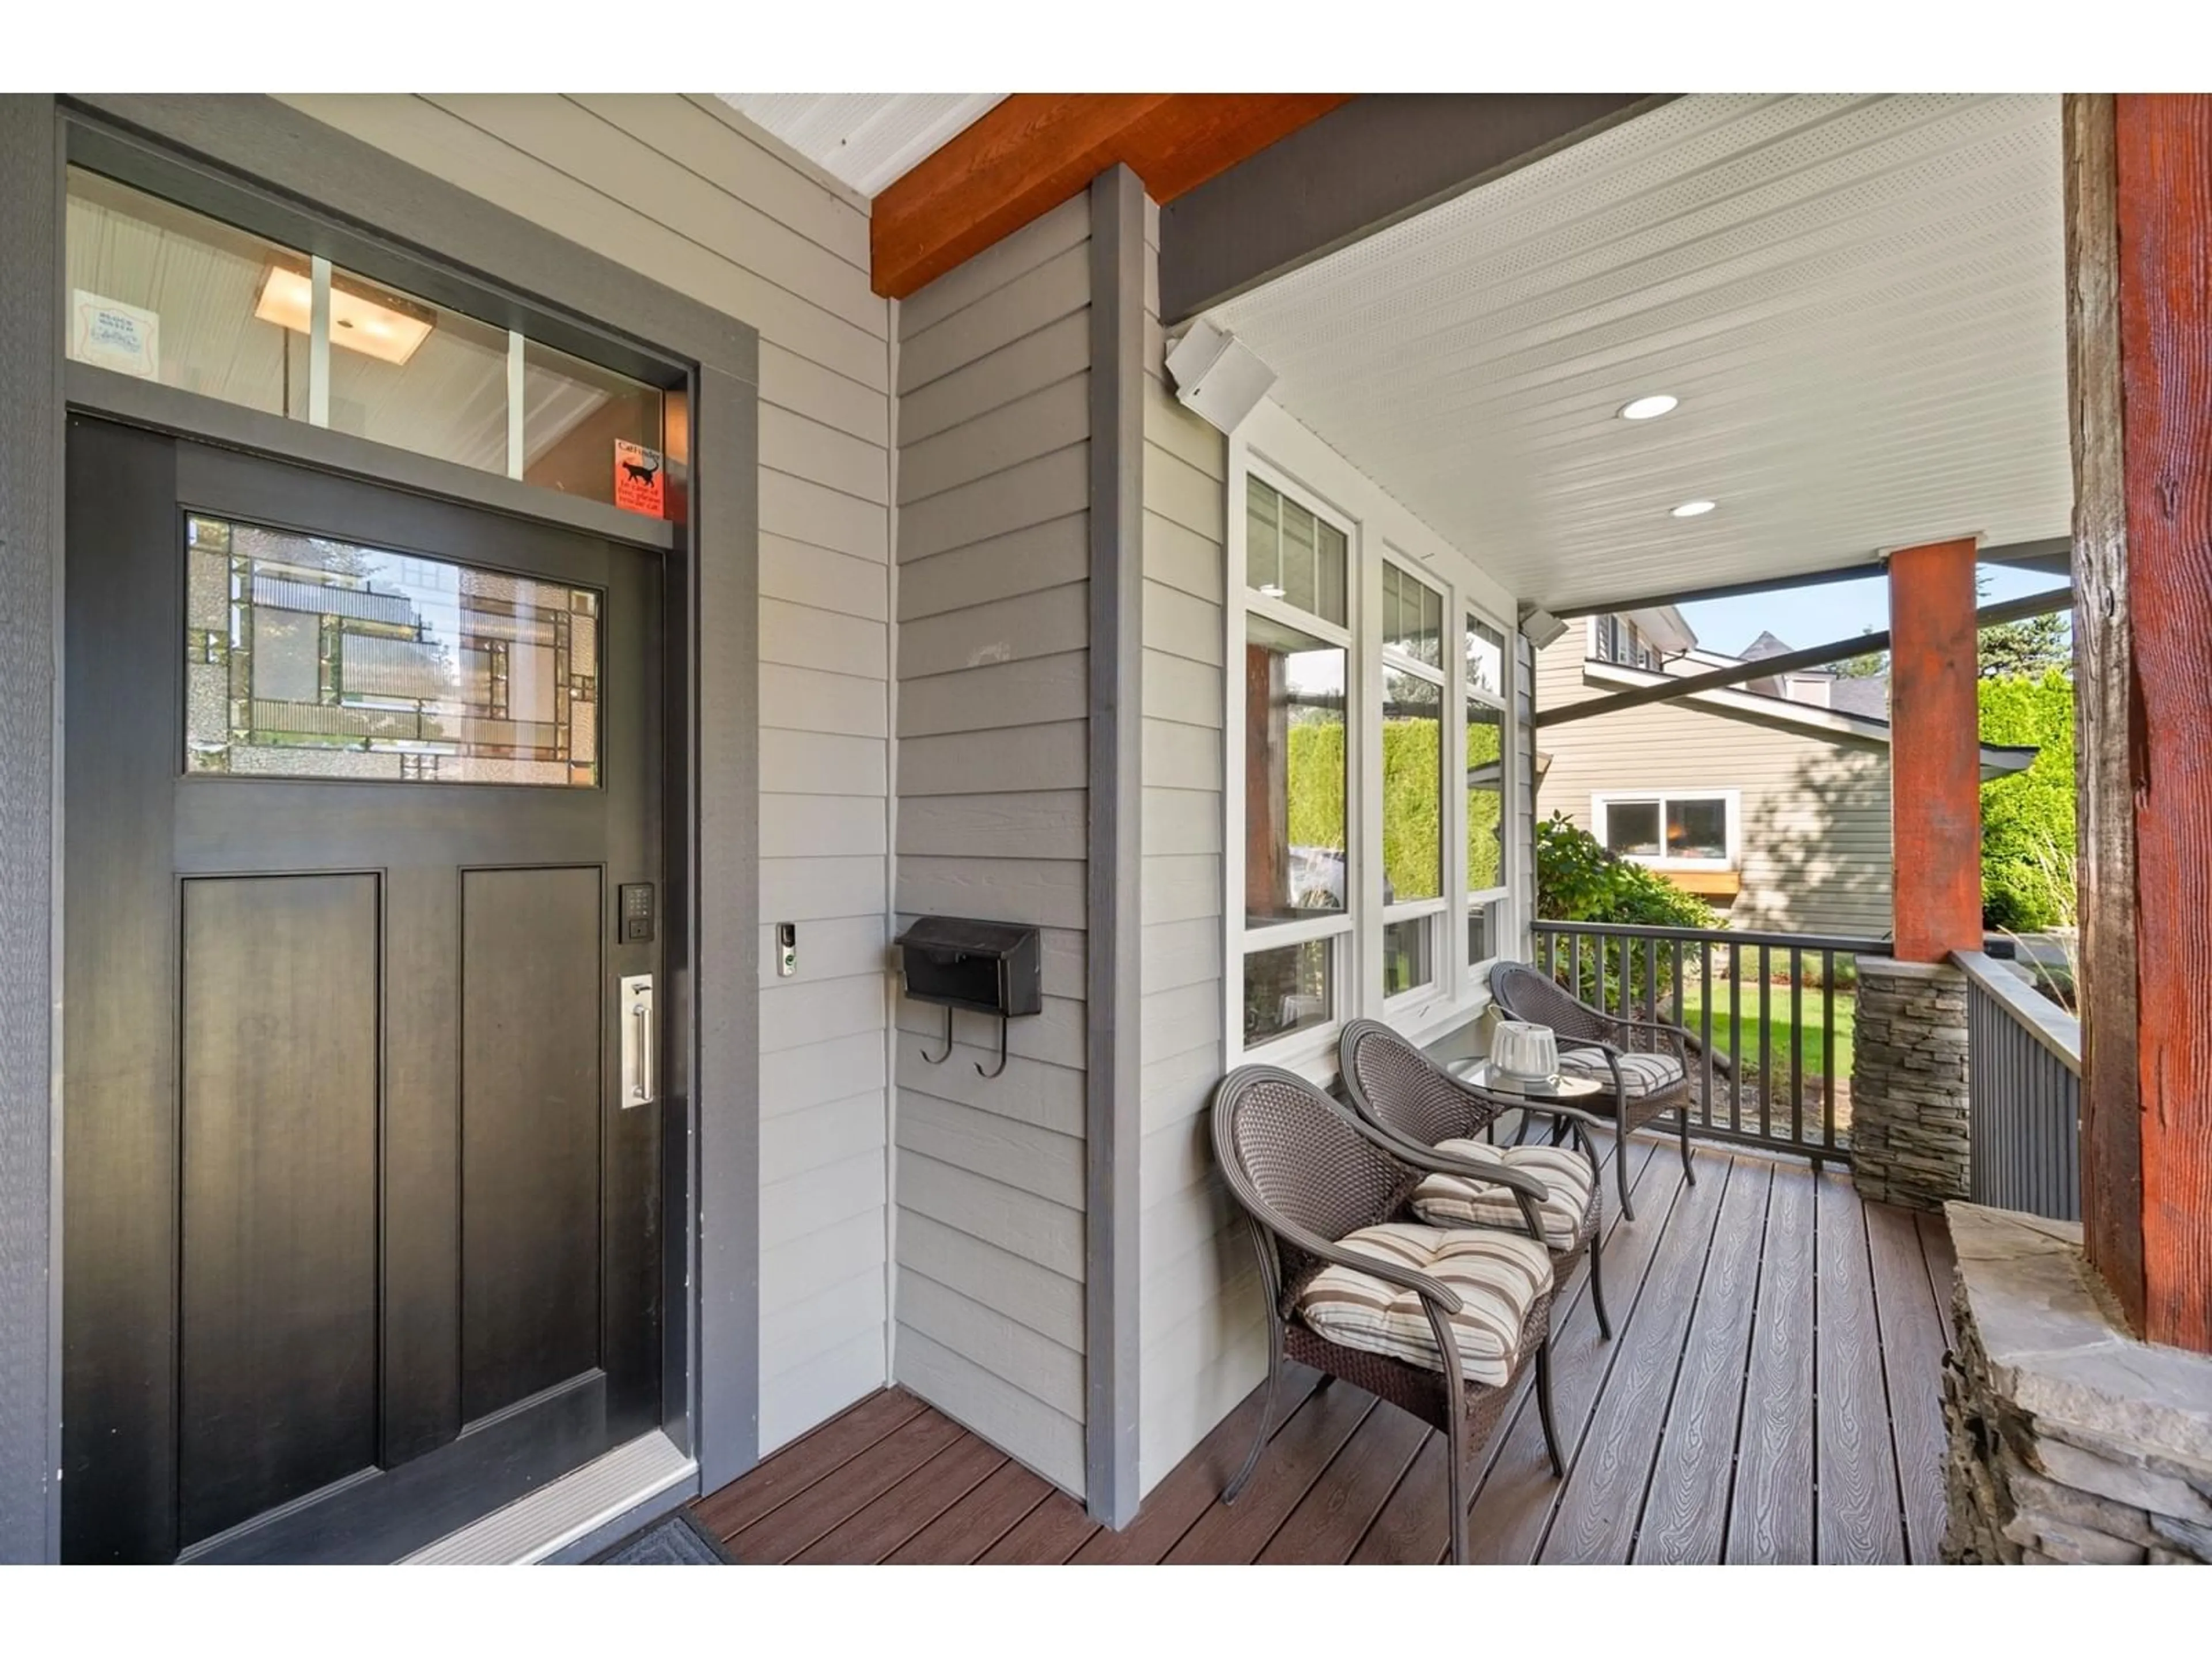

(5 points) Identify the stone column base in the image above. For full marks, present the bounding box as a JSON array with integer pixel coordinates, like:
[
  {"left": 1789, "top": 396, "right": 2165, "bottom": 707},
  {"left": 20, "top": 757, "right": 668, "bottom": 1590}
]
[
  {"left": 1849, "top": 957, "right": 1968, "bottom": 1210},
  {"left": 1942, "top": 1203, "right": 2212, "bottom": 1564}
]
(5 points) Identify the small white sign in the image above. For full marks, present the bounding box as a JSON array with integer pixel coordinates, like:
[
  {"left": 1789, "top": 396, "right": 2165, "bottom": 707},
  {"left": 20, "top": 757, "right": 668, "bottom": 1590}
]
[{"left": 71, "top": 290, "right": 161, "bottom": 380}]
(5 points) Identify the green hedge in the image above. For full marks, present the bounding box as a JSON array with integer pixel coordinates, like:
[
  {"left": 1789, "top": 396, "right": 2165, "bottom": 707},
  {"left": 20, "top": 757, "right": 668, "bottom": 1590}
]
[
  {"left": 1979, "top": 670, "right": 2076, "bottom": 931},
  {"left": 1285, "top": 715, "right": 1502, "bottom": 900}
]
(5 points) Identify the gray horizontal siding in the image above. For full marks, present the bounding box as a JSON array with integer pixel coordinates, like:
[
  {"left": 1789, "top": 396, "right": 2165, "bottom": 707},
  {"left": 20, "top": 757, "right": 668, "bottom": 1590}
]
[
  {"left": 279, "top": 94, "right": 899, "bottom": 1459},
  {"left": 891, "top": 194, "right": 1094, "bottom": 1498},
  {"left": 1131, "top": 195, "right": 1253, "bottom": 1498}
]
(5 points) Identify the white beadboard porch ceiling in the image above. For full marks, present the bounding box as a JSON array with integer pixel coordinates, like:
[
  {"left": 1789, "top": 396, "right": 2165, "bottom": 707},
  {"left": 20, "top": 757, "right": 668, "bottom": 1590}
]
[
  {"left": 1210, "top": 94, "right": 2072, "bottom": 612},
  {"left": 715, "top": 94, "right": 1004, "bottom": 196}
]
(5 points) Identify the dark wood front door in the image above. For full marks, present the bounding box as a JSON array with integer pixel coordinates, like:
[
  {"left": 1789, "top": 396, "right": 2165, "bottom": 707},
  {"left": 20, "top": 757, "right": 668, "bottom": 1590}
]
[{"left": 62, "top": 418, "right": 665, "bottom": 1563}]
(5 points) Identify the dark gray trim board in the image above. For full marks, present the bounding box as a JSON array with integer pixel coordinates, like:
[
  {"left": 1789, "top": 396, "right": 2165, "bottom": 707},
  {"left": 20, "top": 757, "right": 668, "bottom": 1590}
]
[
  {"left": 1084, "top": 165, "right": 1146, "bottom": 1528},
  {"left": 66, "top": 363, "right": 678, "bottom": 554},
  {"left": 0, "top": 93, "right": 65, "bottom": 1567},
  {"left": 3, "top": 93, "right": 764, "bottom": 1559},
  {"left": 1160, "top": 93, "right": 1668, "bottom": 323}
]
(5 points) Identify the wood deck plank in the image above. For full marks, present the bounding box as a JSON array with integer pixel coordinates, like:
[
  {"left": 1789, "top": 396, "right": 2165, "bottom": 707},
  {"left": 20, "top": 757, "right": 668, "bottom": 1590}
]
[
  {"left": 693, "top": 1387, "right": 929, "bottom": 1541},
  {"left": 1918, "top": 1209, "right": 1961, "bottom": 1349},
  {"left": 727, "top": 1407, "right": 968, "bottom": 1561},
  {"left": 791, "top": 1431, "right": 1009, "bottom": 1563},
  {"left": 1814, "top": 1171, "right": 1907, "bottom": 1565},
  {"left": 1254, "top": 1387, "right": 1430, "bottom": 1563},
  {"left": 694, "top": 1149, "right": 1933, "bottom": 1569},
  {"left": 1070, "top": 1365, "right": 1323, "bottom": 1564},
  {"left": 1632, "top": 1156, "right": 1773, "bottom": 1563},
  {"left": 1455, "top": 1135, "right": 1696, "bottom": 1565},
  {"left": 882, "top": 1459, "right": 1052, "bottom": 1563},
  {"left": 974, "top": 1489, "right": 1099, "bottom": 1563},
  {"left": 1865, "top": 1201, "right": 1950, "bottom": 1562},
  {"left": 1539, "top": 1150, "right": 1736, "bottom": 1563},
  {"left": 1726, "top": 1159, "right": 1817, "bottom": 1563},
  {"left": 1161, "top": 1378, "right": 1376, "bottom": 1562}
]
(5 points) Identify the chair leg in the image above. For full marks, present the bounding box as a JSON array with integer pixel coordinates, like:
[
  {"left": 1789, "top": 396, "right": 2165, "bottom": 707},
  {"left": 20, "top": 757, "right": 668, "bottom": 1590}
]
[
  {"left": 1535, "top": 1344, "right": 1566, "bottom": 1479},
  {"left": 1588, "top": 1237, "right": 1613, "bottom": 1340},
  {"left": 1679, "top": 1107, "right": 1696, "bottom": 1185},
  {"left": 1224, "top": 1338, "right": 1282, "bottom": 1505},
  {"left": 1446, "top": 1401, "right": 1471, "bottom": 1566},
  {"left": 1615, "top": 1119, "right": 1637, "bottom": 1222}
]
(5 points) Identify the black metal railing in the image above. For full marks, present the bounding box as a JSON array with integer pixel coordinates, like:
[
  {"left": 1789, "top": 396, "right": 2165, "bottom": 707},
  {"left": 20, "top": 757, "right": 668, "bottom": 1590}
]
[
  {"left": 1955, "top": 949, "right": 2082, "bottom": 1221},
  {"left": 1531, "top": 919, "right": 1888, "bottom": 1164}
]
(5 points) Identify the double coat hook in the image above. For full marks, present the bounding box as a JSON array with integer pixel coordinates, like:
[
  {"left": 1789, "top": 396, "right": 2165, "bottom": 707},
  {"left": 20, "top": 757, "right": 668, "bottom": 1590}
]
[{"left": 918, "top": 1005, "right": 1012, "bottom": 1078}]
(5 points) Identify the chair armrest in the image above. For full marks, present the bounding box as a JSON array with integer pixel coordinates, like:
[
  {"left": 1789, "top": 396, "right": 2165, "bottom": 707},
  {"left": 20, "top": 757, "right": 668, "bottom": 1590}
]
[{"left": 1510, "top": 1101, "right": 1612, "bottom": 1138}]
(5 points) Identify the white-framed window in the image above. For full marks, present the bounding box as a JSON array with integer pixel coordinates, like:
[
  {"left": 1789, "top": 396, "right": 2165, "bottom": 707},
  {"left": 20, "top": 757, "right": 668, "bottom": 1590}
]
[
  {"left": 1225, "top": 416, "right": 1522, "bottom": 1077},
  {"left": 1380, "top": 556, "right": 1447, "bottom": 1007},
  {"left": 1465, "top": 613, "right": 1512, "bottom": 972},
  {"left": 1237, "top": 473, "right": 1355, "bottom": 1056},
  {"left": 1592, "top": 790, "right": 1741, "bottom": 870}
]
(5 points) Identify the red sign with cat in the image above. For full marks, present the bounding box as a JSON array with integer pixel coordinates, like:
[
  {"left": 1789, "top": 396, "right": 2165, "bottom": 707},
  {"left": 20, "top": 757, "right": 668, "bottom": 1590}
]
[{"left": 613, "top": 441, "right": 665, "bottom": 517}]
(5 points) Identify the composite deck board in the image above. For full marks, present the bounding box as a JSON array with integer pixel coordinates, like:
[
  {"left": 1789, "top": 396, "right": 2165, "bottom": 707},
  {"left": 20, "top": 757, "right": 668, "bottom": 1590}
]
[
  {"left": 1726, "top": 1158, "right": 1818, "bottom": 1563},
  {"left": 1865, "top": 1200, "right": 1951, "bottom": 1562},
  {"left": 1918, "top": 1209, "right": 1961, "bottom": 1349},
  {"left": 1254, "top": 1387, "right": 1430, "bottom": 1563},
  {"left": 728, "top": 1407, "right": 969, "bottom": 1560},
  {"left": 975, "top": 1488, "right": 1099, "bottom": 1563},
  {"left": 791, "top": 1430, "right": 1008, "bottom": 1563},
  {"left": 1539, "top": 1149, "right": 1734, "bottom": 1562},
  {"left": 1814, "top": 1171, "right": 1907, "bottom": 1565},
  {"left": 882, "top": 1458, "right": 1053, "bottom": 1562},
  {"left": 1632, "top": 1156, "right": 1774, "bottom": 1563},
  {"left": 1069, "top": 1365, "right": 1323, "bottom": 1563},
  {"left": 694, "top": 1386, "right": 926, "bottom": 1540},
  {"left": 1460, "top": 1136, "right": 1694, "bottom": 1565},
  {"left": 1161, "top": 1380, "right": 1376, "bottom": 1562},
  {"left": 692, "top": 1138, "right": 1943, "bottom": 1565}
]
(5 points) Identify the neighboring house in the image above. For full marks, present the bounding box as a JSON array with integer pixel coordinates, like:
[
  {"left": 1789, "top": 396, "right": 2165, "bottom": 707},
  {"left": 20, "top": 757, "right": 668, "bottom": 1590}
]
[{"left": 1537, "top": 608, "right": 2029, "bottom": 938}]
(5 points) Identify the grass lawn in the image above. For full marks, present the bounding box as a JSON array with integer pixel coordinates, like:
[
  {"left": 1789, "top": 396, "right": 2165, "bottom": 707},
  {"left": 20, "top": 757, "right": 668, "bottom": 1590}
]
[{"left": 1676, "top": 981, "right": 1856, "bottom": 1080}]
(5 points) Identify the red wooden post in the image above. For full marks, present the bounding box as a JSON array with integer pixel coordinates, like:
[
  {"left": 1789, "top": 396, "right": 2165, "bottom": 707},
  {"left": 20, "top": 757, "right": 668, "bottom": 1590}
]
[
  {"left": 2067, "top": 93, "right": 2212, "bottom": 1353},
  {"left": 1886, "top": 537, "right": 1984, "bottom": 964}
]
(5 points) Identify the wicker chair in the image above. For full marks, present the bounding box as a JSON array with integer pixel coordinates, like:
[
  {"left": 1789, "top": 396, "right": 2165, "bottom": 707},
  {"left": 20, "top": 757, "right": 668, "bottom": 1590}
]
[
  {"left": 1488, "top": 960, "right": 1696, "bottom": 1221},
  {"left": 1211, "top": 1065, "right": 1564, "bottom": 1565},
  {"left": 1338, "top": 1018, "right": 1612, "bottom": 1340}
]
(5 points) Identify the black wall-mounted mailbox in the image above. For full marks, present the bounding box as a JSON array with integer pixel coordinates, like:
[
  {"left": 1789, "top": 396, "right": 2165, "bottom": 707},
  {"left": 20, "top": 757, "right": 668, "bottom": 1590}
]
[{"left": 893, "top": 916, "right": 1043, "bottom": 1017}]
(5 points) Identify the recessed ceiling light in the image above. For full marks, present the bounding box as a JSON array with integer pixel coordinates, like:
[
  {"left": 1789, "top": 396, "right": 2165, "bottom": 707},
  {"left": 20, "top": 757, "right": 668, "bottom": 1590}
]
[
  {"left": 1671, "top": 499, "right": 1717, "bottom": 519},
  {"left": 1618, "top": 394, "right": 1679, "bottom": 421}
]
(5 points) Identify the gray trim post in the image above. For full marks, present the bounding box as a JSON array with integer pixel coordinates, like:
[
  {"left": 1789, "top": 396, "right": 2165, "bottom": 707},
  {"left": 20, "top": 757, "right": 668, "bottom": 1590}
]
[
  {"left": 1084, "top": 164, "right": 1146, "bottom": 1527},
  {"left": 0, "top": 92, "right": 65, "bottom": 1566}
]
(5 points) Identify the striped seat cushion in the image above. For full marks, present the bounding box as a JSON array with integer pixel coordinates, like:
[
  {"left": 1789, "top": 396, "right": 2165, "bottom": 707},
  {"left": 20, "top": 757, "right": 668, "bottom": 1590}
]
[
  {"left": 1408, "top": 1139, "right": 1596, "bottom": 1252},
  {"left": 1559, "top": 1045, "right": 1684, "bottom": 1098},
  {"left": 1296, "top": 1224, "right": 1551, "bottom": 1387}
]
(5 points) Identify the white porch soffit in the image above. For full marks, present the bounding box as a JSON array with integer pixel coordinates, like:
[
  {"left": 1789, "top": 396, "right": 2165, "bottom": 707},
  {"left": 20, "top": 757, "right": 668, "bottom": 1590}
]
[
  {"left": 1210, "top": 94, "right": 2073, "bottom": 612},
  {"left": 715, "top": 94, "right": 1005, "bottom": 196}
]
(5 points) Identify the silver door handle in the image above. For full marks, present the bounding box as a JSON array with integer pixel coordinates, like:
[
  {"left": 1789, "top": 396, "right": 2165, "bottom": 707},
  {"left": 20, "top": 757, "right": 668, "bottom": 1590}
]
[{"left": 620, "top": 974, "right": 654, "bottom": 1107}]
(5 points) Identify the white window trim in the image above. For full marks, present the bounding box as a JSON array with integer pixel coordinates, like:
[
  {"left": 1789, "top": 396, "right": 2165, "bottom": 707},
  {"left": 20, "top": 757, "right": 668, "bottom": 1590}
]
[
  {"left": 1465, "top": 606, "right": 1513, "bottom": 982},
  {"left": 1224, "top": 400, "right": 1523, "bottom": 1083},
  {"left": 1591, "top": 789, "right": 1744, "bottom": 872}
]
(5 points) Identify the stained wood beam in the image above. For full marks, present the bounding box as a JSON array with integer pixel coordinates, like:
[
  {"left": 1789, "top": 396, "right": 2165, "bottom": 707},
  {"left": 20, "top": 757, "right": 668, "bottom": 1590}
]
[
  {"left": 1887, "top": 538, "right": 1984, "bottom": 963},
  {"left": 870, "top": 94, "right": 1349, "bottom": 299},
  {"left": 2068, "top": 92, "right": 2212, "bottom": 1351}
]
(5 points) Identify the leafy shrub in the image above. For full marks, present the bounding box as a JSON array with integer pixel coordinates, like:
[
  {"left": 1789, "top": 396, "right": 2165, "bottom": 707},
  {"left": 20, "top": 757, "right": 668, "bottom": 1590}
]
[
  {"left": 1534, "top": 813, "right": 1719, "bottom": 1007},
  {"left": 1979, "top": 671, "right": 2076, "bottom": 931},
  {"left": 1536, "top": 812, "right": 1720, "bottom": 930}
]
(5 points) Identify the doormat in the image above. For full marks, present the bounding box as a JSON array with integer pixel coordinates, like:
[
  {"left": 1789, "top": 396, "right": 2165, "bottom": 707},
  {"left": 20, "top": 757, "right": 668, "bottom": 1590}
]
[{"left": 591, "top": 1509, "right": 734, "bottom": 1565}]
